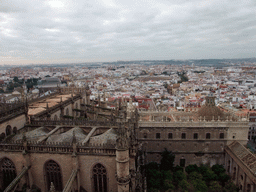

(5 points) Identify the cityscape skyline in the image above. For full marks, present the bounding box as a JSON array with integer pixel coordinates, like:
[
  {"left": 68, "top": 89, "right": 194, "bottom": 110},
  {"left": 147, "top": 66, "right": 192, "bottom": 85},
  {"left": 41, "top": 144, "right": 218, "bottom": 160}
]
[{"left": 1, "top": 0, "right": 256, "bottom": 65}]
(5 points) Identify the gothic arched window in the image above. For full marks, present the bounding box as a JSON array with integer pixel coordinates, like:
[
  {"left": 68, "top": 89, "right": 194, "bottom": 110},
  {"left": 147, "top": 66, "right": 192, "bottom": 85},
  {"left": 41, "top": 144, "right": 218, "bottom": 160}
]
[
  {"left": 93, "top": 163, "right": 107, "bottom": 192},
  {"left": 45, "top": 160, "right": 63, "bottom": 191},
  {"left": 6, "top": 125, "right": 12, "bottom": 136},
  {"left": 0, "top": 158, "right": 17, "bottom": 190}
]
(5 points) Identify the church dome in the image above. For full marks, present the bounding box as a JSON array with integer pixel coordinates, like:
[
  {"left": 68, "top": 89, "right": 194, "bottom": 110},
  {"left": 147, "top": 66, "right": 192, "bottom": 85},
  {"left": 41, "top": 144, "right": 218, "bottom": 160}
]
[{"left": 197, "top": 95, "right": 226, "bottom": 121}]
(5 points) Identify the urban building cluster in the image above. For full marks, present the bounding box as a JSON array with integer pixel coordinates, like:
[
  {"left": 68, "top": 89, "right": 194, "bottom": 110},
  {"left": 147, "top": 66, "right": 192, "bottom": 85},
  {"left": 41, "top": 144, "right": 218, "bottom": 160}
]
[{"left": 0, "top": 61, "right": 256, "bottom": 192}]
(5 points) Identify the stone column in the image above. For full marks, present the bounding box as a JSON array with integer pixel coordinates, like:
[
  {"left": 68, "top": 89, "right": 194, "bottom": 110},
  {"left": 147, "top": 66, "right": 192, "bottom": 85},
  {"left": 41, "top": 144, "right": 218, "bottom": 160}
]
[
  {"left": 116, "top": 125, "right": 130, "bottom": 192},
  {"left": 116, "top": 149, "right": 130, "bottom": 192}
]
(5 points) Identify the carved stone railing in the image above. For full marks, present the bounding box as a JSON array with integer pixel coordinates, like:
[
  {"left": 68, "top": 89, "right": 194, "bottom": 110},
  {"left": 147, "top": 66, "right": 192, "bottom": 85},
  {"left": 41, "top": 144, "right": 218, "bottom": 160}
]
[
  {"left": 28, "top": 92, "right": 59, "bottom": 105},
  {"left": 0, "top": 141, "right": 116, "bottom": 156},
  {"left": 30, "top": 119, "right": 120, "bottom": 127},
  {"left": 31, "top": 94, "right": 82, "bottom": 118},
  {"left": 139, "top": 120, "right": 249, "bottom": 128}
]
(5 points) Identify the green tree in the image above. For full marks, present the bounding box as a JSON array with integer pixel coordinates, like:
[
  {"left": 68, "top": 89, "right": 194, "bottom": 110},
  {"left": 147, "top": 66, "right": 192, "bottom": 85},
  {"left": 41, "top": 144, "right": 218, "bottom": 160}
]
[
  {"left": 147, "top": 169, "right": 162, "bottom": 189},
  {"left": 13, "top": 76, "right": 19, "bottom": 82},
  {"left": 218, "top": 173, "right": 230, "bottom": 186},
  {"left": 178, "top": 179, "right": 190, "bottom": 192},
  {"left": 209, "top": 181, "right": 222, "bottom": 192},
  {"left": 212, "top": 164, "right": 226, "bottom": 176},
  {"left": 32, "top": 78, "right": 38, "bottom": 85},
  {"left": 7, "top": 83, "right": 14, "bottom": 92},
  {"left": 163, "top": 171, "right": 174, "bottom": 190},
  {"left": 146, "top": 162, "right": 159, "bottom": 170},
  {"left": 185, "top": 164, "right": 198, "bottom": 174},
  {"left": 173, "top": 171, "right": 186, "bottom": 186},
  {"left": 188, "top": 171, "right": 203, "bottom": 181},
  {"left": 160, "top": 148, "right": 175, "bottom": 171},
  {"left": 202, "top": 168, "right": 217, "bottom": 184},
  {"left": 191, "top": 179, "right": 208, "bottom": 192},
  {"left": 223, "top": 180, "right": 239, "bottom": 192}
]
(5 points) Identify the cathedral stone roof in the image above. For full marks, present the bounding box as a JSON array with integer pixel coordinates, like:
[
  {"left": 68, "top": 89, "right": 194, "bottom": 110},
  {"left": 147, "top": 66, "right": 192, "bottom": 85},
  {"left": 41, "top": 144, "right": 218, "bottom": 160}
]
[
  {"left": 89, "top": 128, "right": 117, "bottom": 145},
  {"left": 46, "top": 127, "right": 86, "bottom": 143},
  {"left": 12, "top": 127, "right": 50, "bottom": 141}
]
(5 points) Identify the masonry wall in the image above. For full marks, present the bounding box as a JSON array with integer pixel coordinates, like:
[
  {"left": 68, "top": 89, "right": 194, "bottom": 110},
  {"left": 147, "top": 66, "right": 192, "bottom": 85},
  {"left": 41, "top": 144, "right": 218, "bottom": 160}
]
[
  {"left": 0, "top": 114, "right": 26, "bottom": 135},
  {"left": 0, "top": 151, "right": 118, "bottom": 192},
  {"left": 138, "top": 126, "right": 229, "bottom": 166},
  {"left": 227, "top": 126, "right": 249, "bottom": 145},
  {"left": 225, "top": 152, "right": 256, "bottom": 192},
  {"left": 79, "top": 155, "right": 117, "bottom": 192}
]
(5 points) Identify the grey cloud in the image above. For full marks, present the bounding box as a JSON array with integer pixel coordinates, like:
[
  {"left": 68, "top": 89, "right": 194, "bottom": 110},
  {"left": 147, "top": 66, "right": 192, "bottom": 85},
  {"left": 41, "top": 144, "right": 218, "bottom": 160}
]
[{"left": 1, "top": 0, "right": 256, "bottom": 64}]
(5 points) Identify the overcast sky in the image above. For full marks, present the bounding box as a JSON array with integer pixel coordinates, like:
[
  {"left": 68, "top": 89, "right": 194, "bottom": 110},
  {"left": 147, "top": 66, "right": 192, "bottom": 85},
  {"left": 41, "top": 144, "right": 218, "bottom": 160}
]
[{"left": 1, "top": 0, "right": 256, "bottom": 65}]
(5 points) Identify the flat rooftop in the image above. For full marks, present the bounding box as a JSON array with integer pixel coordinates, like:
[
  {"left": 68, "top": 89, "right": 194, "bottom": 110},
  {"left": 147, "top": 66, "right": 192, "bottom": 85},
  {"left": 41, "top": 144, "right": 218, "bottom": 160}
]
[{"left": 28, "top": 94, "right": 72, "bottom": 116}]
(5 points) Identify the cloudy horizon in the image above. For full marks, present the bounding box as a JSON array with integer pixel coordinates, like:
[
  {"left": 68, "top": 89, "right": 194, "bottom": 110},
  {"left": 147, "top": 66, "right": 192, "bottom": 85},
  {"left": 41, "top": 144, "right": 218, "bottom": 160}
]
[{"left": 1, "top": 0, "right": 256, "bottom": 65}]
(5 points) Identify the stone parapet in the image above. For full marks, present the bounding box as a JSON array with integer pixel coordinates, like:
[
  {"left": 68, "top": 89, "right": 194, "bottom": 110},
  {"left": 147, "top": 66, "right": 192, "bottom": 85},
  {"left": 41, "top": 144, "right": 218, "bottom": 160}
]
[{"left": 139, "top": 121, "right": 249, "bottom": 128}]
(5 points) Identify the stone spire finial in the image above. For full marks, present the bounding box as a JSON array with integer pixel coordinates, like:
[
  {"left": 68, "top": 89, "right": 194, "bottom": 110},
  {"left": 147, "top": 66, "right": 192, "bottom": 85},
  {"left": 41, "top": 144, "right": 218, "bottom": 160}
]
[{"left": 49, "top": 182, "right": 56, "bottom": 192}]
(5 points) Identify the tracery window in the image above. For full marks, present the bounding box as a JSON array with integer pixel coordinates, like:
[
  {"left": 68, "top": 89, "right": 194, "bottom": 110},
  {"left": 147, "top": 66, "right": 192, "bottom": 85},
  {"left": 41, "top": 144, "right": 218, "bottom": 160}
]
[
  {"left": 168, "top": 133, "right": 173, "bottom": 139},
  {"left": 220, "top": 133, "right": 224, "bottom": 139},
  {"left": 45, "top": 160, "right": 63, "bottom": 191},
  {"left": 0, "top": 158, "right": 16, "bottom": 190},
  {"left": 206, "top": 133, "right": 211, "bottom": 139},
  {"left": 93, "top": 163, "right": 107, "bottom": 192}
]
